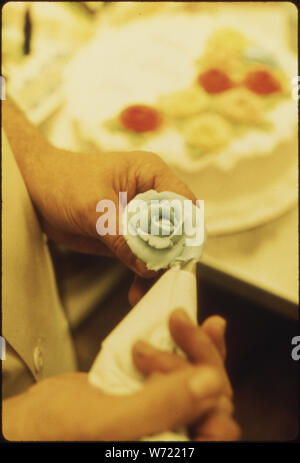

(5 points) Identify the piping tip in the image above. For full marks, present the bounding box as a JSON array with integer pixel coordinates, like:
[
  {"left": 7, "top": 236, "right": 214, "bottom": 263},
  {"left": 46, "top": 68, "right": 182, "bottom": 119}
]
[{"left": 180, "top": 259, "right": 198, "bottom": 274}]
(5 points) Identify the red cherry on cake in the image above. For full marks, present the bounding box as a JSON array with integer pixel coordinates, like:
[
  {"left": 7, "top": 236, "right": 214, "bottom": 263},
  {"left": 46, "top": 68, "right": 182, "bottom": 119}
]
[
  {"left": 120, "top": 104, "right": 163, "bottom": 133},
  {"left": 197, "top": 69, "right": 233, "bottom": 94},
  {"left": 244, "top": 70, "right": 281, "bottom": 94}
]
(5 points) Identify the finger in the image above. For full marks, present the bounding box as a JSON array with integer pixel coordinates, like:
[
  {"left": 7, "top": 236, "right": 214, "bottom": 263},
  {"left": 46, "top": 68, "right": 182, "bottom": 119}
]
[
  {"left": 131, "top": 150, "right": 197, "bottom": 205},
  {"left": 152, "top": 160, "right": 197, "bottom": 204},
  {"left": 217, "top": 395, "right": 234, "bottom": 415},
  {"left": 192, "top": 410, "right": 241, "bottom": 441},
  {"left": 128, "top": 276, "right": 146, "bottom": 307},
  {"left": 103, "top": 234, "right": 157, "bottom": 279},
  {"left": 42, "top": 220, "right": 114, "bottom": 256},
  {"left": 103, "top": 365, "right": 225, "bottom": 441},
  {"left": 63, "top": 236, "right": 114, "bottom": 257},
  {"left": 201, "top": 316, "right": 227, "bottom": 361},
  {"left": 169, "top": 309, "right": 232, "bottom": 397},
  {"left": 96, "top": 190, "right": 158, "bottom": 278},
  {"left": 169, "top": 309, "right": 224, "bottom": 369},
  {"left": 132, "top": 340, "right": 188, "bottom": 375},
  {"left": 128, "top": 274, "right": 162, "bottom": 306}
]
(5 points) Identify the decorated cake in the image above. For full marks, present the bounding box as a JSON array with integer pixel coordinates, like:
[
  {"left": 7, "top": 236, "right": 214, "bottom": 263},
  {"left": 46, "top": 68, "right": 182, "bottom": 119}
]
[{"left": 64, "top": 6, "right": 297, "bottom": 234}]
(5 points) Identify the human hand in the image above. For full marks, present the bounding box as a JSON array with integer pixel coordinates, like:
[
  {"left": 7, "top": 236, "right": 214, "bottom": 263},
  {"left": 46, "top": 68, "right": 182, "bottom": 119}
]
[
  {"left": 28, "top": 147, "right": 195, "bottom": 278},
  {"left": 3, "top": 361, "right": 227, "bottom": 441},
  {"left": 132, "top": 309, "right": 241, "bottom": 441}
]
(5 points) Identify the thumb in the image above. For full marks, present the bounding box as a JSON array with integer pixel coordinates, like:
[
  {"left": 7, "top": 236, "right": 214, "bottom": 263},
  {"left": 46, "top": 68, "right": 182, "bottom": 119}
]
[{"left": 110, "top": 365, "right": 224, "bottom": 440}]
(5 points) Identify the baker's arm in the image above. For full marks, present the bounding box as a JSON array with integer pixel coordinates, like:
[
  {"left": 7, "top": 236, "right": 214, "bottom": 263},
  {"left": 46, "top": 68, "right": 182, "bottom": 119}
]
[{"left": 2, "top": 98, "right": 53, "bottom": 200}]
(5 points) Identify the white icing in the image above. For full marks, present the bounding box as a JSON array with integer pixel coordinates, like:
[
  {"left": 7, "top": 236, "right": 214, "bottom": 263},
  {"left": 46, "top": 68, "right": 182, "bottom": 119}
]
[{"left": 123, "top": 190, "right": 205, "bottom": 271}]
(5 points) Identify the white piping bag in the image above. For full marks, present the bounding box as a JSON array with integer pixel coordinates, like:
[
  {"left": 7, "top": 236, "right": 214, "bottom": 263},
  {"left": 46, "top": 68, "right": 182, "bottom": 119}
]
[{"left": 88, "top": 259, "right": 198, "bottom": 441}]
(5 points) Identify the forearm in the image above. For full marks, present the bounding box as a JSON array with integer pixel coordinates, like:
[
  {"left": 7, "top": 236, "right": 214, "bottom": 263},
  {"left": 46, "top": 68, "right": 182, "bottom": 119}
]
[
  {"left": 2, "top": 97, "right": 56, "bottom": 204},
  {"left": 2, "top": 97, "right": 52, "bottom": 164}
]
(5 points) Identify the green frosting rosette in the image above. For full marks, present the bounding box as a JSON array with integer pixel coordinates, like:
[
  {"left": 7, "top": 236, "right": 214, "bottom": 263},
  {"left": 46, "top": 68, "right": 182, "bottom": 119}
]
[{"left": 122, "top": 190, "right": 205, "bottom": 271}]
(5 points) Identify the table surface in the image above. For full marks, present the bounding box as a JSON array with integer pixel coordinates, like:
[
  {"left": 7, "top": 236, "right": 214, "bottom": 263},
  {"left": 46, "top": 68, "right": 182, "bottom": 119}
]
[{"left": 201, "top": 205, "right": 298, "bottom": 320}]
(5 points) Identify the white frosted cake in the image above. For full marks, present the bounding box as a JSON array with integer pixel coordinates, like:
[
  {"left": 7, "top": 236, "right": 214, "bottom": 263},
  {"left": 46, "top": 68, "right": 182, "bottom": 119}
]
[{"left": 64, "top": 6, "right": 298, "bottom": 234}]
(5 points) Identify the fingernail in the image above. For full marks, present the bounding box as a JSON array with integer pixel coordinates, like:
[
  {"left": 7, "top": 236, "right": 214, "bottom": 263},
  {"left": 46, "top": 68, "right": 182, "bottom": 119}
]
[
  {"left": 188, "top": 368, "right": 221, "bottom": 397},
  {"left": 172, "top": 309, "right": 192, "bottom": 324},
  {"left": 134, "top": 340, "right": 155, "bottom": 356}
]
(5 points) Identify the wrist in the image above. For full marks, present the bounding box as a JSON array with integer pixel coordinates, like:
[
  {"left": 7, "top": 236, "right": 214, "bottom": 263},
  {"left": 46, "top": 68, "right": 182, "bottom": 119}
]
[{"left": 2, "top": 97, "right": 56, "bottom": 207}]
